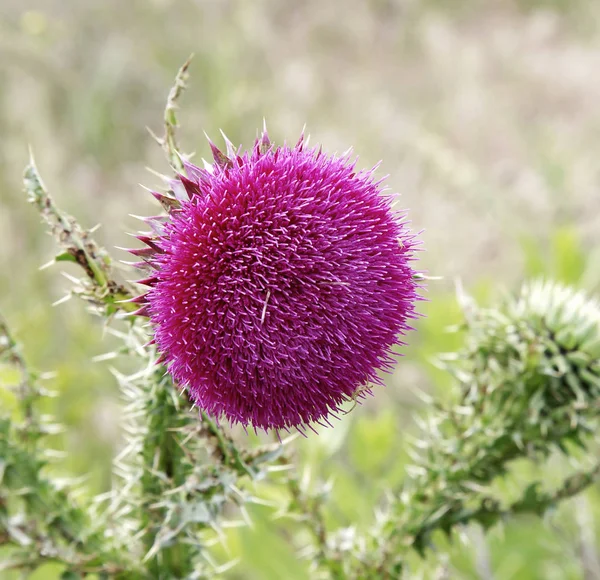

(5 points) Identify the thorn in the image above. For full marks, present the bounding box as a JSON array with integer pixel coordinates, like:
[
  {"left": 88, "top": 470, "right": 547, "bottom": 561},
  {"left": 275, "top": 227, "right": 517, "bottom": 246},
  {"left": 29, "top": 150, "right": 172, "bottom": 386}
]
[
  {"left": 116, "top": 246, "right": 156, "bottom": 259},
  {"left": 258, "top": 122, "right": 271, "bottom": 155},
  {"left": 28, "top": 144, "right": 36, "bottom": 166},
  {"left": 116, "top": 294, "right": 148, "bottom": 305},
  {"left": 128, "top": 213, "right": 151, "bottom": 223},
  {"left": 52, "top": 294, "right": 72, "bottom": 307},
  {"left": 205, "top": 132, "right": 231, "bottom": 168},
  {"left": 219, "top": 129, "right": 237, "bottom": 158},
  {"left": 60, "top": 271, "right": 80, "bottom": 284},
  {"left": 138, "top": 183, "right": 155, "bottom": 194},
  {"left": 146, "top": 126, "right": 164, "bottom": 146},
  {"left": 137, "top": 276, "right": 158, "bottom": 287},
  {"left": 145, "top": 166, "right": 172, "bottom": 184},
  {"left": 131, "top": 305, "right": 151, "bottom": 318},
  {"left": 151, "top": 190, "right": 180, "bottom": 211},
  {"left": 455, "top": 277, "right": 477, "bottom": 323},
  {"left": 133, "top": 235, "right": 162, "bottom": 251},
  {"left": 130, "top": 261, "right": 158, "bottom": 271},
  {"left": 93, "top": 351, "right": 119, "bottom": 362},
  {"left": 180, "top": 52, "right": 195, "bottom": 74},
  {"left": 295, "top": 123, "right": 307, "bottom": 149},
  {"left": 415, "top": 273, "right": 443, "bottom": 281},
  {"left": 179, "top": 175, "right": 202, "bottom": 198},
  {"left": 169, "top": 178, "right": 189, "bottom": 202},
  {"left": 183, "top": 159, "right": 205, "bottom": 180},
  {"left": 118, "top": 258, "right": 140, "bottom": 267},
  {"left": 174, "top": 149, "right": 188, "bottom": 165}
]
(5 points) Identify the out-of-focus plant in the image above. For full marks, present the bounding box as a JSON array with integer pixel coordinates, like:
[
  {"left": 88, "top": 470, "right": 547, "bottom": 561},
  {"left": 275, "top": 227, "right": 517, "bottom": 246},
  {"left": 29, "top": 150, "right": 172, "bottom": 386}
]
[{"left": 1, "top": 60, "right": 599, "bottom": 579}]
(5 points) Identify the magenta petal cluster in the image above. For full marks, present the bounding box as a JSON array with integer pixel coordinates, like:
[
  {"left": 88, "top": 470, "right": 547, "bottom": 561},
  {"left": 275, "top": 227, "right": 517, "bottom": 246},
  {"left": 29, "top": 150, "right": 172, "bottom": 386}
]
[{"left": 131, "top": 131, "right": 421, "bottom": 432}]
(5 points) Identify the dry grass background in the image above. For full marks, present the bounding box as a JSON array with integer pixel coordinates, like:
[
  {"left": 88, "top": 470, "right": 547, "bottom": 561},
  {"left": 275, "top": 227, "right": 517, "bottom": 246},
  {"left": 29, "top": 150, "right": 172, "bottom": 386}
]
[{"left": 1, "top": 1, "right": 600, "bottom": 578}]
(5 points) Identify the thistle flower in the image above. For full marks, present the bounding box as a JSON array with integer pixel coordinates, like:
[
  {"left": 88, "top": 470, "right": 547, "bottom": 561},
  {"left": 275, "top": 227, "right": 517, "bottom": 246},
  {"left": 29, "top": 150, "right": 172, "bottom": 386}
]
[{"left": 130, "top": 130, "right": 421, "bottom": 431}]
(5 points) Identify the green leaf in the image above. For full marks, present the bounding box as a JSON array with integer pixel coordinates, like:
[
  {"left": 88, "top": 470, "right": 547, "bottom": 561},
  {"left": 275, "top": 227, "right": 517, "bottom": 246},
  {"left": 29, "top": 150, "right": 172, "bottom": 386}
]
[{"left": 55, "top": 252, "right": 77, "bottom": 263}]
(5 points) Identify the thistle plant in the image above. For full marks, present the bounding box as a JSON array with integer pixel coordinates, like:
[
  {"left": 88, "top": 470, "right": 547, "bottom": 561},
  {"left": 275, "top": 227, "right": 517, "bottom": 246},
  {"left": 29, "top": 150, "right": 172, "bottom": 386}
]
[{"left": 1, "top": 59, "right": 599, "bottom": 579}]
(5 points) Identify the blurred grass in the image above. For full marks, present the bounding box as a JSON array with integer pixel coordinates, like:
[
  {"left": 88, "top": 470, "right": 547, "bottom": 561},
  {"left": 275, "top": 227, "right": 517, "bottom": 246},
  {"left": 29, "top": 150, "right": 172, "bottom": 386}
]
[{"left": 2, "top": 0, "right": 600, "bottom": 578}]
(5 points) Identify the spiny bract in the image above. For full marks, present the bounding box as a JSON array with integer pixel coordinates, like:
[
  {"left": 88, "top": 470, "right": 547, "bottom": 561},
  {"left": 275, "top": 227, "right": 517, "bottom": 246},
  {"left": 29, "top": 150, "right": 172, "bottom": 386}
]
[{"left": 130, "top": 130, "right": 421, "bottom": 432}]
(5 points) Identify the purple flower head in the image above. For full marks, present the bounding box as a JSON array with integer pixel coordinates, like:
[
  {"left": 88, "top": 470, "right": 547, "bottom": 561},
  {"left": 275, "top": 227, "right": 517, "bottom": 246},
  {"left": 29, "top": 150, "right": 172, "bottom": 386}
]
[{"left": 131, "top": 130, "right": 421, "bottom": 432}]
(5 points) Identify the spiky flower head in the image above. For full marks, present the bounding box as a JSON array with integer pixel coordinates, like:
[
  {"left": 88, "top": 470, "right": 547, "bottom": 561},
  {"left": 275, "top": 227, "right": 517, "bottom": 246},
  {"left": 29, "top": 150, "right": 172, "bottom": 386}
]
[{"left": 130, "top": 130, "right": 421, "bottom": 432}]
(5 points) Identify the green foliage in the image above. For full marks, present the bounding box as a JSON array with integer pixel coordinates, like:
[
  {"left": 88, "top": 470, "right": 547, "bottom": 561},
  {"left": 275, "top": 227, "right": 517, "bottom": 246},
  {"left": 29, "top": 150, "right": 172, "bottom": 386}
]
[{"left": 3, "top": 218, "right": 600, "bottom": 579}]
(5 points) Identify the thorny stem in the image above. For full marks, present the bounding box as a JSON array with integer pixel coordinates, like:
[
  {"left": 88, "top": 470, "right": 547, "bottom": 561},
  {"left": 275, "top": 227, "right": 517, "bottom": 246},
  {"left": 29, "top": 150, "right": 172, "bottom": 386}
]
[
  {"left": 396, "top": 458, "right": 600, "bottom": 558},
  {"left": 149, "top": 54, "right": 194, "bottom": 172},
  {"left": 453, "top": 459, "right": 600, "bottom": 526},
  {"left": 23, "top": 153, "right": 137, "bottom": 314},
  {"left": 0, "top": 312, "right": 38, "bottom": 427},
  {"left": 139, "top": 374, "right": 194, "bottom": 578},
  {"left": 369, "top": 414, "right": 600, "bottom": 573},
  {"left": 277, "top": 450, "right": 347, "bottom": 579},
  {"left": 0, "top": 316, "right": 136, "bottom": 576},
  {"left": 24, "top": 155, "right": 105, "bottom": 285},
  {"left": 0, "top": 527, "right": 134, "bottom": 577},
  {"left": 200, "top": 411, "right": 256, "bottom": 478},
  {"left": 359, "top": 445, "right": 600, "bottom": 578},
  {"left": 288, "top": 475, "right": 330, "bottom": 562}
]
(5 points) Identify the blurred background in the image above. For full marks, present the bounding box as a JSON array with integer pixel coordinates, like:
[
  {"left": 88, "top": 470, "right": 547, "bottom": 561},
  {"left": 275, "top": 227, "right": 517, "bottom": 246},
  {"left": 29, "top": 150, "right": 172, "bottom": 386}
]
[{"left": 2, "top": 0, "right": 600, "bottom": 578}]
